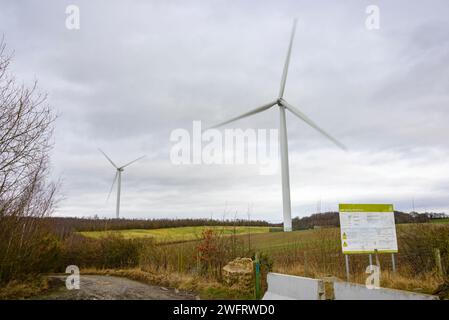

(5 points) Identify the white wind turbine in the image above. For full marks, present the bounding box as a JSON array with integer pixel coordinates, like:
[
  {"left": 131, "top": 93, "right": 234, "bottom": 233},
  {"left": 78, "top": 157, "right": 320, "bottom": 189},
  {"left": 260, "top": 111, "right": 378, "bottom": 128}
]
[
  {"left": 99, "top": 149, "right": 145, "bottom": 219},
  {"left": 208, "top": 19, "right": 346, "bottom": 232}
]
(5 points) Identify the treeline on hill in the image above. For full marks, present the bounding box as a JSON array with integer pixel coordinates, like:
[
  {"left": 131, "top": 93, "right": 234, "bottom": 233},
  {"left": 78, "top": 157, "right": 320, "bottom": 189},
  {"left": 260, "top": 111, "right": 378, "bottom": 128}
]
[
  {"left": 292, "top": 211, "right": 441, "bottom": 230},
  {"left": 47, "top": 217, "right": 279, "bottom": 234}
]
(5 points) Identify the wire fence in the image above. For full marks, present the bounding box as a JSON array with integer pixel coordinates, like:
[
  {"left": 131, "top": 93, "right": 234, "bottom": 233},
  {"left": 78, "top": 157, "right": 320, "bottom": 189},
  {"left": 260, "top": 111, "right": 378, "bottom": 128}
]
[{"left": 260, "top": 242, "right": 447, "bottom": 283}]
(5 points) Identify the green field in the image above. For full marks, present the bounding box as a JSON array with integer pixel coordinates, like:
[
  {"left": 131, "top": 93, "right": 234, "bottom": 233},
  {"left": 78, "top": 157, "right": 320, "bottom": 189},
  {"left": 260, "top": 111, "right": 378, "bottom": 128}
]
[
  {"left": 80, "top": 226, "right": 275, "bottom": 243},
  {"left": 431, "top": 218, "right": 449, "bottom": 224}
]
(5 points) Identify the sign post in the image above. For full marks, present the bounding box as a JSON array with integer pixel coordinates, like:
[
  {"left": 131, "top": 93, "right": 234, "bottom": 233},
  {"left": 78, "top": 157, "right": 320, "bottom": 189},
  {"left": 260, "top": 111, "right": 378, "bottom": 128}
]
[
  {"left": 391, "top": 253, "right": 396, "bottom": 273},
  {"left": 345, "top": 254, "right": 350, "bottom": 282}
]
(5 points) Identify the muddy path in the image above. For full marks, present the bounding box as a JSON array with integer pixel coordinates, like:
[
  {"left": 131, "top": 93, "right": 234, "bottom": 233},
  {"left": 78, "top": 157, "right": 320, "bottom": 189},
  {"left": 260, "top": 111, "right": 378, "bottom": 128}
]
[{"left": 36, "top": 275, "right": 198, "bottom": 300}]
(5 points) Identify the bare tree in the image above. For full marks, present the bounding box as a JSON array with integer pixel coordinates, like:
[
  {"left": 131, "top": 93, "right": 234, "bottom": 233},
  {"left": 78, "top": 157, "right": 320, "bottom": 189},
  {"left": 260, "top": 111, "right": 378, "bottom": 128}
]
[{"left": 0, "top": 39, "right": 57, "bottom": 283}]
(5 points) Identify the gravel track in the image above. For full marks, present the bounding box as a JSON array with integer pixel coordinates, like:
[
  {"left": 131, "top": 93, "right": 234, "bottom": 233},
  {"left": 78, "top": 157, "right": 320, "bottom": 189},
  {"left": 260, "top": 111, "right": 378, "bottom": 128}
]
[{"left": 37, "top": 275, "right": 198, "bottom": 300}]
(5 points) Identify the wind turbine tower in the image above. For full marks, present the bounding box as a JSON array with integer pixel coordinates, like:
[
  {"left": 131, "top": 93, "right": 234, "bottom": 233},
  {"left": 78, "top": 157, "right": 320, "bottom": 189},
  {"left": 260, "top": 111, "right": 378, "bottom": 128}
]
[
  {"left": 99, "top": 149, "right": 145, "bottom": 219},
  {"left": 208, "top": 19, "right": 347, "bottom": 231}
]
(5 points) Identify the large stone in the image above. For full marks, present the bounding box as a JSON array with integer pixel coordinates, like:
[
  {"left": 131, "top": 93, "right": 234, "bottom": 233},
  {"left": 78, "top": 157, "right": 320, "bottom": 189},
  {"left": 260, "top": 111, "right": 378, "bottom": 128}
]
[{"left": 222, "top": 258, "right": 254, "bottom": 291}]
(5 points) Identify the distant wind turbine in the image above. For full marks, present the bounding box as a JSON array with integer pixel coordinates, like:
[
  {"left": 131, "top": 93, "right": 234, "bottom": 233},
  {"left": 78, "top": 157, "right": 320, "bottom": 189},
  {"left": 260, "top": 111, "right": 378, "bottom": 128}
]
[
  {"left": 207, "top": 19, "right": 347, "bottom": 232},
  {"left": 99, "top": 149, "right": 145, "bottom": 219}
]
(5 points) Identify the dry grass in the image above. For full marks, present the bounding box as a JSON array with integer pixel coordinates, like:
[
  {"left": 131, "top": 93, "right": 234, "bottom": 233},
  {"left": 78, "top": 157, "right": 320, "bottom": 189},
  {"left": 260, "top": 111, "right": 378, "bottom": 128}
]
[
  {"left": 380, "top": 270, "right": 443, "bottom": 294},
  {"left": 0, "top": 276, "right": 50, "bottom": 300}
]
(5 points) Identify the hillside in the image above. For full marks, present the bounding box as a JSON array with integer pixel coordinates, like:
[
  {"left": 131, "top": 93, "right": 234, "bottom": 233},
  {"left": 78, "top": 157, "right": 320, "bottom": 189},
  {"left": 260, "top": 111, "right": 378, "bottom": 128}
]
[{"left": 291, "top": 211, "right": 442, "bottom": 230}]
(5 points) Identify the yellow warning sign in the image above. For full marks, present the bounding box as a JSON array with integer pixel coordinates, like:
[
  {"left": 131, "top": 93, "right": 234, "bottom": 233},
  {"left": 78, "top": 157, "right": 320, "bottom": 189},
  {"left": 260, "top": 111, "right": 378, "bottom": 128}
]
[
  {"left": 343, "top": 242, "right": 348, "bottom": 247},
  {"left": 342, "top": 233, "right": 347, "bottom": 240}
]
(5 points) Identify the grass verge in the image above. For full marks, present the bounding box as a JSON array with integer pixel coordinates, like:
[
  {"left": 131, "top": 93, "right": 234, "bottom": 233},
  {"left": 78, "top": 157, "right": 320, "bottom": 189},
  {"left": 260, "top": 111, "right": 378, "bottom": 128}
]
[{"left": 0, "top": 276, "right": 50, "bottom": 300}]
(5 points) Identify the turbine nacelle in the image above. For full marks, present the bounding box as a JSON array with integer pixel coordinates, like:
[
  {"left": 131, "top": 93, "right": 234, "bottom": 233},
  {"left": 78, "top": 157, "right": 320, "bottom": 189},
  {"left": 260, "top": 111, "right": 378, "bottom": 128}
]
[{"left": 277, "top": 98, "right": 286, "bottom": 107}]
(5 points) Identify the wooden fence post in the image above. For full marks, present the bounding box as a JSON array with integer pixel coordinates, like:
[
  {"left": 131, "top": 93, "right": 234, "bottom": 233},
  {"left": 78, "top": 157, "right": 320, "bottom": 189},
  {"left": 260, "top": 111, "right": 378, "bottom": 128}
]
[
  {"left": 254, "top": 252, "right": 261, "bottom": 299},
  {"left": 304, "top": 251, "right": 308, "bottom": 277},
  {"left": 434, "top": 248, "right": 444, "bottom": 277},
  {"left": 374, "top": 249, "right": 380, "bottom": 268}
]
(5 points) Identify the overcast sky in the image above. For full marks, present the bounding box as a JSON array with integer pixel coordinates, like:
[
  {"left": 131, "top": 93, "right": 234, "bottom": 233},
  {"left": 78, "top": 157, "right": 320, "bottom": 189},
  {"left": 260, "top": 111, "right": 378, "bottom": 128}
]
[{"left": 1, "top": 0, "right": 449, "bottom": 222}]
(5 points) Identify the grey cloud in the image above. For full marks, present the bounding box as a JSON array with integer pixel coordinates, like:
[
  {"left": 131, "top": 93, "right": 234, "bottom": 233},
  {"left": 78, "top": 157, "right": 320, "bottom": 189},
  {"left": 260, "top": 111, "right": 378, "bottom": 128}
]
[{"left": 1, "top": 0, "right": 449, "bottom": 221}]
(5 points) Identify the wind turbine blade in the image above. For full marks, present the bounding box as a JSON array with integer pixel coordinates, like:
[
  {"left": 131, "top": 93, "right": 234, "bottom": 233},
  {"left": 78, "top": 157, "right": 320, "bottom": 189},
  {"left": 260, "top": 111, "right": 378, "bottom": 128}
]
[
  {"left": 106, "top": 171, "right": 118, "bottom": 202},
  {"left": 281, "top": 100, "right": 347, "bottom": 151},
  {"left": 207, "top": 101, "right": 277, "bottom": 129},
  {"left": 278, "top": 19, "right": 298, "bottom": 99},
  {"left": 98, "top": 148, "right": 118, "bottom": 168},
  {"left": 121, "top": 155, "right": 146, "bottom": 169}
]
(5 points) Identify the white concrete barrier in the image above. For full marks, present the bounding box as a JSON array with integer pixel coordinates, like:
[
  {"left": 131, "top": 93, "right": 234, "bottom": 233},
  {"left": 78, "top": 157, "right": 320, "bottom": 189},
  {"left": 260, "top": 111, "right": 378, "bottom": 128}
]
[
  {"left": 263, "top": 272, "right": 439, "bottom": 300},
  {"left": 333, "top": 281, "right": 438, "bottom": 300},
  {"left": 263, "top": 273, "right": 324, "bottom": 300}
]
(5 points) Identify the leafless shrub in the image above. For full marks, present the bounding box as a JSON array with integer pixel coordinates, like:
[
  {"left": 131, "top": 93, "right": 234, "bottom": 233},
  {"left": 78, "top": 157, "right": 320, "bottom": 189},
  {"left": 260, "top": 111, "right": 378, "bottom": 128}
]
[
  {"left": 0, "top": 39, "right": 57, "bottom": 284},
  {"left": 60, "top": 233, "right": 143, "bottom": 269}
]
